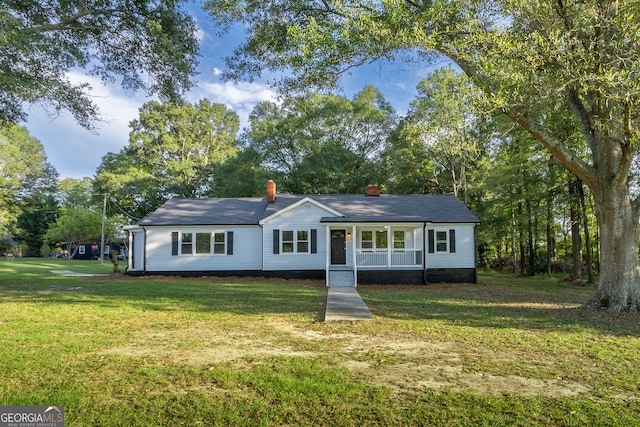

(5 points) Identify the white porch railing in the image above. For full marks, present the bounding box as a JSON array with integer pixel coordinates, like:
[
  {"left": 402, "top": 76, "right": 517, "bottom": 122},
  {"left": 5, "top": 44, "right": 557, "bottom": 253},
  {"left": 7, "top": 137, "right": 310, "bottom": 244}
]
[{"left": 356, "top": 249, "right": 422, "bottom": 267}]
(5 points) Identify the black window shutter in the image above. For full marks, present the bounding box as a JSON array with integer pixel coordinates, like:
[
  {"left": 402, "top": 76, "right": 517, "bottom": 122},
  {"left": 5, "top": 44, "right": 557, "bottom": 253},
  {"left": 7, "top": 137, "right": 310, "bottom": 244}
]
[
  {"left": 449, "top": 229, "right": 456, "bottom": 253},
  {"left": 428, "top": 230, "right": 435, "bottom": 253},
  {"left": 273, "top": 229, "right": 279, "bottom": 254},
  {"left": 311, "top": 229, "right": 317, "bottom": 254},
  {"left": 171, "top": 232, "right": 178, "bottom": 256},
  {"left": 227, "top": 231, "right": 234, "bottom": 255}
]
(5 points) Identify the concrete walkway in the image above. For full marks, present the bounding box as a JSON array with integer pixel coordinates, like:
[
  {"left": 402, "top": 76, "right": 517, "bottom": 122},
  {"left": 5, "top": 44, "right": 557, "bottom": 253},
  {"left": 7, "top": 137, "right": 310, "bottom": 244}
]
[
  {"left": 325, "top": 286, "right": 374, "bottom": 321},
  {"left": 51, "top": 270, "right": 109, "bottom": 277}
]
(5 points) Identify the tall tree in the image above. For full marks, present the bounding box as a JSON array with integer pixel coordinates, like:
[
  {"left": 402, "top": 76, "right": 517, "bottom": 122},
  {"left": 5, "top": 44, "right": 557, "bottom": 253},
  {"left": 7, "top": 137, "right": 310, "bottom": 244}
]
[
  {"left": 94, "top": 100, "right": 240, "bottom": 220},
  {"left": 403, "top": 67, "right": 484, "bottom": 198},
  {"left": 383, "top": 120, "right": 439, "bottom": 195},
  {"left": 206, "top": 0, "right": 640, "bottom": 311},
  {"left": 0, "top": 124, "right": 58, "bottom": 235},
  {"left": 384, "top": 67, "right": 488, "bottom": 201},
  {"left": 213, "top": 148, "right": 270, "bottom": 197},
  {"left": 1, "top": 0, "right": 199, "bottom": 128},
  {"left": 16, "top": 195, "right": 59, "bottom": 256},
  {"left": 58, "top": 177, "right": 96, "bottom": 210},
  {"left": 244, "top": 86, "right": 396, "bottom": 193}
]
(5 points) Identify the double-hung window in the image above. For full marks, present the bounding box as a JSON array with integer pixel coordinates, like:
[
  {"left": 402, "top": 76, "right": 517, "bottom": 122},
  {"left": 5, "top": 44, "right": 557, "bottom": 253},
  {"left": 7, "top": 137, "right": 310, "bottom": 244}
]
[
  {"left": 195, "top": 233, "right": 211, "bottom": 254},
  {"left": 375, "top": 230, "right": 388, "bottom": 249},
  {"left": 213, "top": 232, "right": 226, "bottom": 254},
  {"left": 428, "top": 229, "right": 456, "bottom": 254},
  {"left": 361, "top": 231, "right": 373, "bottom": 249},
  {"left": 393, "top": 231, "right": 406, "bottom": 249},
  {"left": 172, "top": 231, "right": 233, "bottom": 256},
  {"left": 280, "top": 229, "right": 310, "bottom": 254},
  {"left": 297, "top": 230, "right": 309, "bottom": 253},
  {"left": 181, "top": 232, "right": 193, "bottom": 255},
  {"left": 360, "top": 230, "right": 391, "bottom": 249},
  {"left": 436, "top": 231, "right": 448, "bottom": 252},
  {"left": 360, "top": 229, "right": 406, "bottom": 249}
]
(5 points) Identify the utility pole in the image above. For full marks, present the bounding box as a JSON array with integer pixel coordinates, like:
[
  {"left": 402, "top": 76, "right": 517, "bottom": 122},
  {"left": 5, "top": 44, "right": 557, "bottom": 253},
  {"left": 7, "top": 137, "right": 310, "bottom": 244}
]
[{"left": 100, "top": 193, "right": 106, "bottom": 263}]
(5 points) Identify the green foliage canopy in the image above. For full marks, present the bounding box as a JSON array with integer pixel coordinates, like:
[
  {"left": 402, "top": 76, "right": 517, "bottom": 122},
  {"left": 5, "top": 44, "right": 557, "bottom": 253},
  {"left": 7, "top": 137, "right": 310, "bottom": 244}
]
[
  {"left": 243, "top": 86, "right": 396, "bottom": 193},
  {"left": 94, "top": 100, "right": 240, "bottom": 220},
  {"left": 0, "top": 124, "right": 58, "bottom": 235},
  {"left": 0, "top": 0, "right": 199, "bottom": 128}
]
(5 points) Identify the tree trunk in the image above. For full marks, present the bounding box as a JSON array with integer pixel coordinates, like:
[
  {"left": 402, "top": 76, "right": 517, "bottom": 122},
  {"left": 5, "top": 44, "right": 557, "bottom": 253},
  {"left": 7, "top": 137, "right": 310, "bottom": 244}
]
[
  {"left": 526, "top": 198, "right": 535, "bottom": 276},
  {"left": 588, "top": 184, "right": 640, "bottom": 311},
  {"left": 569, "top": 178, "right": 583, "bottom": 280},
  {"left": 578, "top": 182, "right": 595, "bottom": 284},
  {"left": 517, "top": 200, "right": 526, "bottom": 275},
  {"left": 546, "top": 189, "right": 555, "bottom": 276}
]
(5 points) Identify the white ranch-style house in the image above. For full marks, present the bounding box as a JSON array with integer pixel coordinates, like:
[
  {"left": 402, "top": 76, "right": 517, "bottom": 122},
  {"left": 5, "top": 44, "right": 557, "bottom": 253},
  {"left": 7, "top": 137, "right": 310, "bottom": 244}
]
[{"left": 125, "top": 181, "right": 480, "bottom": 286}]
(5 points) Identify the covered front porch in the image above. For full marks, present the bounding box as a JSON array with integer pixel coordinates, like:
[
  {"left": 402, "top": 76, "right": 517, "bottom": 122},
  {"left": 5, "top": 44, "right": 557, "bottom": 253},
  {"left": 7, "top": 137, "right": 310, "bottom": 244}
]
[{"left": 324, "top": 223, "right": 425, "bottom": 287}]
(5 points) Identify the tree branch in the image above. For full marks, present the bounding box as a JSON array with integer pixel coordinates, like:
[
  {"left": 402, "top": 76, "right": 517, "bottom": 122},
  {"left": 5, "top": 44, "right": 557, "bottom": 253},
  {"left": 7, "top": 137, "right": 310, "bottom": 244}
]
[
  {"left": 503, "top": 109, "right": 598, "bottom": 191},
  {"left": 29, "top": 9, "right": 96, "bottom": 33}
]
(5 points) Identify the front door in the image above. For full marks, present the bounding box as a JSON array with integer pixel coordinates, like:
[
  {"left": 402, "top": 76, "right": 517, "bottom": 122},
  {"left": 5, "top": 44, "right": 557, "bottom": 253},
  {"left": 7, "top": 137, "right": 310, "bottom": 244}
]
[{"left": 331, "top": 229, "right": 347, "bottom": 265}]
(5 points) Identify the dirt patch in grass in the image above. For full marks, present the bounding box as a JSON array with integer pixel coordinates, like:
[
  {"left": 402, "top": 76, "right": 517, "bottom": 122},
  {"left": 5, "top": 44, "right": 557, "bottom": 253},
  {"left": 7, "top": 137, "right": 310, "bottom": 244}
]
[
  {"left": 362, "top": 362, "right": 591, "bottom": 397},
  {"left": 96, "top": 278, "right": 639, "bottom": 401},
  {"left": 100, "top": 316, "right": 600, "bottom": 399}
]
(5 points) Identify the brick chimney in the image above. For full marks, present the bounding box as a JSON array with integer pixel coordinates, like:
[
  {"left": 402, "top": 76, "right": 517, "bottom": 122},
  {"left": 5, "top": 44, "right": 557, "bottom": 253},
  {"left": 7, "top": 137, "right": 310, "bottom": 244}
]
[
  {"left": 266, "top": 180, "right": 276, "bottom": 204},
  {"left": 366, "top": 184, "right": 381, "bottom": 196}
]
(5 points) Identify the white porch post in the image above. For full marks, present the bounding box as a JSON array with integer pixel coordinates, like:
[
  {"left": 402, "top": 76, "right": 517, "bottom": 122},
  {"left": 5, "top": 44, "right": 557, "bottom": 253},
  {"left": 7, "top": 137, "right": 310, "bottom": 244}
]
[
  {"left": 325, "top": 225, "right": 330, "bottom": 287},
  {"left": 387, "top": 226, "right": 392, "bottom": 267},
  {"left": 352, "top": 225, "right": 357, "bottom": 287}
]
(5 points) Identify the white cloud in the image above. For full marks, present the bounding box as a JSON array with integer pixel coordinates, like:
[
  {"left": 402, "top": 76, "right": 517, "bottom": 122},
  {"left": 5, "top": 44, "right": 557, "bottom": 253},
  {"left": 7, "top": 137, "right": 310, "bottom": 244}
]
[
  {"left": 195, "top": 80, "right": 278, "bottom": 129},
  {"left": 25, "top": 72, "right": 279, "bottom": 179},
  {"left": 26, "top": 72, "right": 145, "bottom": 179}
]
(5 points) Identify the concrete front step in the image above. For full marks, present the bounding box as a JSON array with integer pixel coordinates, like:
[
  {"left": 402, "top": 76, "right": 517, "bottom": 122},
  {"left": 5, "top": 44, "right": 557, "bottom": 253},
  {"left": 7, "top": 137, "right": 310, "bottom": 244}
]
[{"left": 328, "top": 269, "right": 355, "bottom": 287}]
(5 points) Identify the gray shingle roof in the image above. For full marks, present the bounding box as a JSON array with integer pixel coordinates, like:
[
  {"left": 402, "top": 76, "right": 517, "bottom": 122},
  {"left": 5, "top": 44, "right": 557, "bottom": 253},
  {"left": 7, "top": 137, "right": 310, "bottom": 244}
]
[
  {"left": 138, "top": 198, "right": 267, "bottom": 226},
  {"left": 138, "top": 193, "right": 479, "bottom": 226}
]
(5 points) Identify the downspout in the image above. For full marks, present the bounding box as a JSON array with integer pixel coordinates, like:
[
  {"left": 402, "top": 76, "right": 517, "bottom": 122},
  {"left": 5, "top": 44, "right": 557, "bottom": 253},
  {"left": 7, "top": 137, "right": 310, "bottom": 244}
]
[
  {"left": 142, "top": 226, "right": 147, "bottom": 273},
  {"left": 259, "top": 224, "right": 264, "bottom": 277},
  {"left": 474, "top": 223, "right": 479, "bottom": 283}
]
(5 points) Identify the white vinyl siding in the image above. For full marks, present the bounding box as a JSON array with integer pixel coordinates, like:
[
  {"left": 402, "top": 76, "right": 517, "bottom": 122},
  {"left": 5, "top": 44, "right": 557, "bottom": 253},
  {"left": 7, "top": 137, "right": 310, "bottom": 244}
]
[
  {"left": 144, "top": 226, "right": 261, "bottom": 272},
  {"left": 262, "top": 201, "right": 332, "bottom": 271},
  {"left": 426, "top": 225, "right": 475, "bottom": 269}
]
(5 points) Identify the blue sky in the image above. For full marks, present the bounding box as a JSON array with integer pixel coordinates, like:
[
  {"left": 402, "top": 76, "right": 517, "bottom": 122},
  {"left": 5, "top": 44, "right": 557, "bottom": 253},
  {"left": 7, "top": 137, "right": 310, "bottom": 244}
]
[{"left": 25, "top": 6, "right": 434, "bottom": 180}]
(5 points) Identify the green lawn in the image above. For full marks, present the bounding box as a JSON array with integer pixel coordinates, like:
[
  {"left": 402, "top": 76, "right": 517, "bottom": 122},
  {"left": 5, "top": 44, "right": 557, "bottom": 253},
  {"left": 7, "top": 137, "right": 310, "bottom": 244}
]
[{"left": 0, "top": 258, "right": 638, "bottom": 426}]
